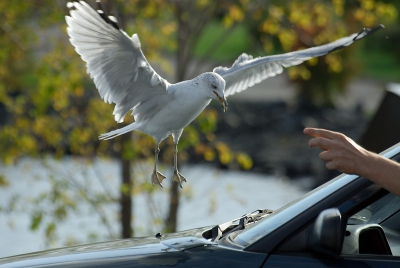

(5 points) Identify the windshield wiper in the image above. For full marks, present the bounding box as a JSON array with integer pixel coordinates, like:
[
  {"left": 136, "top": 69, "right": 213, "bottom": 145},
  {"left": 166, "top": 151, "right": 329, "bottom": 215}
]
[{"left": 210, "top": 209, "right": 274, "bottom": 242}]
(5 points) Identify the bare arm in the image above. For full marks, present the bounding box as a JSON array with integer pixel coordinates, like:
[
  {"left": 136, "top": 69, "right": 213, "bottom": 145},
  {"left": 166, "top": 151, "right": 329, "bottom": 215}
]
[{"left": 304, "top": 127, "right": 400, "bottom": 197}]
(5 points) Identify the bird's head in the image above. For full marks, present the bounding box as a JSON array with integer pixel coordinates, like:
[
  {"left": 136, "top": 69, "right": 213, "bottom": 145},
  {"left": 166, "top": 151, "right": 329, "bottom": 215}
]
[{"left": 201, "top": 72, "right": 228, "bottom": 112}]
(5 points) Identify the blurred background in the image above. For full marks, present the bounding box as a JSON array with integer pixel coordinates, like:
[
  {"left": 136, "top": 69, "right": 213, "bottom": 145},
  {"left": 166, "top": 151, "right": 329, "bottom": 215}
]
[{"left": 0, "top": 0, "right": 399, "bottom": 258}]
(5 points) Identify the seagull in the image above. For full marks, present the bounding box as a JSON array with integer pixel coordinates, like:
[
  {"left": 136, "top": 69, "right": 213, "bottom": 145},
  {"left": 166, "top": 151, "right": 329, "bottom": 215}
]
[{"left": 66, "top": 1, "right": 383, "bottom": 188}]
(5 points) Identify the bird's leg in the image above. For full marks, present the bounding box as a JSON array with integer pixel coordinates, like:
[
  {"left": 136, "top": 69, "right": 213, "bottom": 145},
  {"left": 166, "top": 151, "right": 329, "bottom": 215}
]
[
  {"left": 172, "top": 143, "right": 187, "bottom": 188},
  {"left": 151, "top": 144, "right": 166, "bottom": 187}
]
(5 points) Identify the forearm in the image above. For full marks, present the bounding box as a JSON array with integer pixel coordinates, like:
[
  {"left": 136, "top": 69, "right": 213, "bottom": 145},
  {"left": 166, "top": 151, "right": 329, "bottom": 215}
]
[
  {"left": 304, "top": 127, "right": 400, "bottom": 197},
  {"left": 361, "top": 151, "right": 400, "bottom": 197}
]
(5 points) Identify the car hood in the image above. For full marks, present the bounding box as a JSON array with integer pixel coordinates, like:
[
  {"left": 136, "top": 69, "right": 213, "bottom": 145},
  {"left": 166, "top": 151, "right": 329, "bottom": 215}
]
[{"left": 0, "top": 226, "right": 216, "bottom": 267}]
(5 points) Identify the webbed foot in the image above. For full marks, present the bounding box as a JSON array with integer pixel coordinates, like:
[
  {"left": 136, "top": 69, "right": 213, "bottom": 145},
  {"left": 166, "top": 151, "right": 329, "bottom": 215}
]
[
  {"left": 152, "top": 170, "right": 166, "bottom": 187},
  {"left": 172, "top": 171, "right": 187, "bottom": 188}
]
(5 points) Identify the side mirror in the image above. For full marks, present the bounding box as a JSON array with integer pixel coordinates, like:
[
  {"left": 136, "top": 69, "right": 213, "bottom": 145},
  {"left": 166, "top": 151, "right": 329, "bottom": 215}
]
[{"left": 308, "top": 208, "right": 343, "bottom": 257}]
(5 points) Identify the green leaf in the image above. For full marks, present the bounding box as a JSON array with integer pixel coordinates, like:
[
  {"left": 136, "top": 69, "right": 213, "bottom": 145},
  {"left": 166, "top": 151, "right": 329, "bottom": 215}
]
[
  {"left": 30, "top": 211, "right": 43, "bottom": 231},
  {"left": 45, "top": 222, "right": 56, "bottom": 239}
]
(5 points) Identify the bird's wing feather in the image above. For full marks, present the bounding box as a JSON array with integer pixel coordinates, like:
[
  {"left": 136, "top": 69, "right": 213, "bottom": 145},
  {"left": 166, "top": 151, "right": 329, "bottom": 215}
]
[
  {"left": 214, "top": 25, "right": 383, "bottom": 97},
  {"left": 66, "top": 1, "right": 170, "bottom": 123}
]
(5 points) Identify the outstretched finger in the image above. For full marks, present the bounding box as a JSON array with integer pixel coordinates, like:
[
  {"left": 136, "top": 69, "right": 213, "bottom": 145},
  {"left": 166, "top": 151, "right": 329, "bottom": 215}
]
[
  {"left": 325, "top": 161, "right": 337, "bottom": 171},
  {"left": 309, "top": 137, "right": 335, "bottom": 150},
  {"left": 319, "top": 150, "right": 333, "bottom": 161},
  {"left": 304, "top": 128, "right": 342, "bottom": 140}
]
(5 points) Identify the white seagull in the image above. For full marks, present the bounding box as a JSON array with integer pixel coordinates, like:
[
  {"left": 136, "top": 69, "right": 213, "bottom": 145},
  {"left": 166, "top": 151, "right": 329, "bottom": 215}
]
[{"left": 65, "top": 1, "right": 383, "bottom": 188}]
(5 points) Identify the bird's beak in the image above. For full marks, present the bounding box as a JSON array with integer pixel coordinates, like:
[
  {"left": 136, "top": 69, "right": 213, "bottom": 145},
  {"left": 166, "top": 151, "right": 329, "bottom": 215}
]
[
  {"left": 214, "top": 91, "right": 228, "bottom": 112},
  {"left": 221, "top": 98, "right": 228, "bottom": 112}
]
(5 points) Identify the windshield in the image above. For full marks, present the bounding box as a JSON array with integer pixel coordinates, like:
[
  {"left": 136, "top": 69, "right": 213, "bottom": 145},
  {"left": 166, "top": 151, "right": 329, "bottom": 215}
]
[{"left": 348, "top": 193, "right": 400, "bottom": 225}]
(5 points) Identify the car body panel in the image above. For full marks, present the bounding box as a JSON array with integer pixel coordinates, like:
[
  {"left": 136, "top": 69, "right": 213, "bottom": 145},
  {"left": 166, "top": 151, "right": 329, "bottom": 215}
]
[
  {"left": 0, "top": 233, "right": 267, "bottom": 268},
  {"left": 0, "top": 227, "right": 218, "bottom": 267}
]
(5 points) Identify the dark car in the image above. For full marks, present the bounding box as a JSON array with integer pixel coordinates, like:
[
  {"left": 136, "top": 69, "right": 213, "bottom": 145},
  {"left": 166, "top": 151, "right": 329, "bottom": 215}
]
[{"left": 2, "top": 143, "right": 400, "bottom": 267}]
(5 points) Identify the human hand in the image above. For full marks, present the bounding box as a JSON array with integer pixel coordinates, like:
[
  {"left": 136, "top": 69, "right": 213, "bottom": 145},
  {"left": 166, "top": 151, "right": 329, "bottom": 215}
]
[{"left": 304, "top": 128, "right": 371, "bottom": 176}]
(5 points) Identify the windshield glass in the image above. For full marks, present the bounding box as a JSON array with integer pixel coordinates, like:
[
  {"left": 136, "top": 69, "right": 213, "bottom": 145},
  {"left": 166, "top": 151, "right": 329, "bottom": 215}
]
[{"left": 348, "top": 193, "right": 400, "bottom": 225}]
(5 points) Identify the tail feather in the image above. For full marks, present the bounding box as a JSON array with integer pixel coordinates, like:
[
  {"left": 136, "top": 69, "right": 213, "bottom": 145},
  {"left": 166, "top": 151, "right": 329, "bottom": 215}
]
[{"left": 99, "top": 123, "right": 139, "bottom": 140}]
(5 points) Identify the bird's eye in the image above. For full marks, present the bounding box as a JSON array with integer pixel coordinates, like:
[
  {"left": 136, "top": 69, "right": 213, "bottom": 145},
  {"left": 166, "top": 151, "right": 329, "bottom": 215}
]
[{"left": 211, "top": 84, "right": 217, "bottom": 89}]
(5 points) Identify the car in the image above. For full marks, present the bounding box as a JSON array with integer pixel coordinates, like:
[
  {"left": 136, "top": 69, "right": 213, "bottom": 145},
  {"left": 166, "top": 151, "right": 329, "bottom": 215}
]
[{"left": 1, "top": 143, "right": 400, "bottom": 267}]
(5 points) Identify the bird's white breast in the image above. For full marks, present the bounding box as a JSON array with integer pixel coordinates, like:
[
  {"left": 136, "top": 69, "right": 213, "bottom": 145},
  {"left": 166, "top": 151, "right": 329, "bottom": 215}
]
[{"left": 137, "top": 81, "right": 211, "bottom": 141}]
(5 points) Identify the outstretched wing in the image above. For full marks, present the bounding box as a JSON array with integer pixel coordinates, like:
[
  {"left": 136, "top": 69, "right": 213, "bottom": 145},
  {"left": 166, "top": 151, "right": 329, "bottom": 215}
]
[
  {"left": 66, "top": 1, "right": 170, "bottom": 123},
  {"left": 214, "top": 25, "right": 384, "bottom": 97}
]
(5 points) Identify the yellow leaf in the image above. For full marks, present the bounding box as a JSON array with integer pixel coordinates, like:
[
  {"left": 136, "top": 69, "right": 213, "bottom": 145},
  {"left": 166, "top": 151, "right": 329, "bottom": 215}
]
[
  {"left": 161, "top": 22, "right": 177, "bottom": 36},
  {"left": 204, "top": 147, "right": 215, "bottom": 161},
  {"left": 236, "top": 153, "right": 253, "bottom": 170},
  {"left": 360, "top": 0, "right": 375, "bottom": 11},
  {"left": 229, "top": 5, "right": 244, "bottom": 22},
  {"left": 219, "top": 152, "right": 232, "bottom": 165},
  {"left": 206, "top": 133, "right": 215, "bottom": 142},
  {"left": 332, "top": 0, "right": 344, "bottom": 16},
  {"left": 325, "top": 54, "right": 342, "bottom": 73},
  {"left": 0, "top": 175, "right": 9, "bottom": 187},
  {"left": 278, "top": 29, "right": 296, "bottom": 51},
  {"left": 307, "top": 57, "right": 318, "bottom": 66}
]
